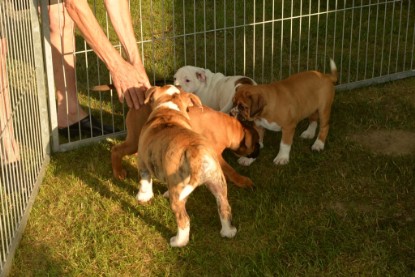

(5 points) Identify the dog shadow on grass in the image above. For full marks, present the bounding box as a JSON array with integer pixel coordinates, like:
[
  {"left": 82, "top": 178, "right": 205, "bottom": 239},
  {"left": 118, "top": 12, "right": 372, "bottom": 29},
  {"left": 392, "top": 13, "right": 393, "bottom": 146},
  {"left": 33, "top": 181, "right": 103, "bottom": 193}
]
[{"left": 80, "top": 143, "right": 174, "bottom": 242}]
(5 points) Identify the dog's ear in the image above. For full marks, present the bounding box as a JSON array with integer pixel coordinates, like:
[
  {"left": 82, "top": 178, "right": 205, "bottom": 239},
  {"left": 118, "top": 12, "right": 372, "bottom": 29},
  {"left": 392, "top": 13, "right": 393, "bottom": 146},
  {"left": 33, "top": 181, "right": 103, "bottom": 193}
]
[
  {"left": 241, "top": 124, "right": 260, "bottom": 159},
  {"left": 186, "top": 92, "right": 203, "bottom": 108},
  {"left": 249, "top": 94, "right": 265, "bottom": 117},
  {"left": 195, "top": 70, "right": 206, "bottom": 83},
  {"left": 144, "top": 86, "right": 157, "bottom": 104}
]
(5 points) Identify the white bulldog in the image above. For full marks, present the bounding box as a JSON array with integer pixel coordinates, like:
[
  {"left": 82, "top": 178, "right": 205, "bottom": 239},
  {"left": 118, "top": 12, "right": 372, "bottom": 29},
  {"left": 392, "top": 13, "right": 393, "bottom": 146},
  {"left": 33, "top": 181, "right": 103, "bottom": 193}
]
[{"left": 174, "top": 66, "right": 257, "bottom": 113}]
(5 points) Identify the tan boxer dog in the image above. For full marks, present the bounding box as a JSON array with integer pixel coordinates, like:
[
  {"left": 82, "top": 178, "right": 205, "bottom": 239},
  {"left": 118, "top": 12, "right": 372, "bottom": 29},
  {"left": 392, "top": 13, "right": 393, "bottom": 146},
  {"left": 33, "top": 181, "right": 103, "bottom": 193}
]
[
  {"left": 108, "top": 95, "right": 259, "bottom": 188},
  {"left": 136, "top": 85, "right": 237, "bottom": 247},
  {"left": 231, "top": 59, "right": 338, "bottom": 165}
]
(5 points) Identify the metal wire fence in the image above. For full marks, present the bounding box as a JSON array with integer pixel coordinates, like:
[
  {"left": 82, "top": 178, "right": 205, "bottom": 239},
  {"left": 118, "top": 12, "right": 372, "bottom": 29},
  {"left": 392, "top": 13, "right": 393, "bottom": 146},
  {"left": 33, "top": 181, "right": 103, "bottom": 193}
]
[
  {"left": 0, "top": 0, "right": 49, "bottom": 275},
  {"left": 47, "top": 0, "right": 415, "bottom": 153},
  {"left": 0, "top": 0, "right": 414, "bottom": 275}
]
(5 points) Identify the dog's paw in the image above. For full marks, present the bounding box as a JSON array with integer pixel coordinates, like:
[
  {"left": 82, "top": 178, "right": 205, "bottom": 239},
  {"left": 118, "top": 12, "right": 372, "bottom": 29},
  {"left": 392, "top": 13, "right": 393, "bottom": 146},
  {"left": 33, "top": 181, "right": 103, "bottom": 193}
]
[
  {"left": 238, "top": 156, "right": 256, "bottom": 166},
  {"left": 163, "top": 190, "right": 170, "bottom": 198},
  {"left": 170, "top": 235, "right": 189, "bottom": 247},
  {"left": 220, "top": 225, "right": 237, "bottom": 238},
  {"left": 311, "top": 139, "right": 325, "bottom": 151},
  {"left": 259, "top": 142, "right": 264, "bottom": 148},
  {"left": 300, "top": 122, "right": 318, "bottom": 139},
  {"left": 136, "top": 191, "right": 154, "bottom": 203},
  {"left": 234, "top": 176, "right": 254, "bottom": 188},
  {"left": 170, "top": 227, "right": 190, "bottom": 247},
  {"left": 113, "top": 168, "right": 127, "bottom": 180},
  {"left": 300, "top": 129, "right": 315, "bottom": 139},
  {"left": 273, "top": 155, "right": 289, "bottom": 165}
]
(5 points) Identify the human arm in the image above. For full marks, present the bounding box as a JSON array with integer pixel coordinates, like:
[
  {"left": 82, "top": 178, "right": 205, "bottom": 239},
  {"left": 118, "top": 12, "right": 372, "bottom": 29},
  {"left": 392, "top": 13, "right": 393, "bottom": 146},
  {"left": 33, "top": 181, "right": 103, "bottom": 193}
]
[{"left": 64, "top": 0, "right": 150, "bottom": 109}]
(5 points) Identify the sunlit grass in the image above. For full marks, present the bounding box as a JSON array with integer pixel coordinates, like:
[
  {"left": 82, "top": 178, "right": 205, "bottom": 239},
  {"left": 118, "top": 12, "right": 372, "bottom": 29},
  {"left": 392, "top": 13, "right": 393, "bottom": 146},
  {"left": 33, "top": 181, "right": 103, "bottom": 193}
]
[{"left": 10, "top": 77, "right": 415, "bottom": 276}]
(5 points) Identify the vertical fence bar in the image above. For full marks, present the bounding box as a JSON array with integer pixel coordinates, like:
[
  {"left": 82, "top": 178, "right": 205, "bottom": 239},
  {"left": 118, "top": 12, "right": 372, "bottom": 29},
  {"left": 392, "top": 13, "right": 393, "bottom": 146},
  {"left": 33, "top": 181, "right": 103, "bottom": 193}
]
[
  {"left": 261, "top": 0, "right": 265, "bottom": 82},
  {"left": 270, "top": 0, "right": 275, "bottom": 79},
  {"left": 394, "top": 0, "right": 402, "bottom": 73},
  {"left": 252, "top": 0, "right": 256, "bottom": 80},
  {"left": 298, "top": 0, "right": 303, "bottom": 72},
  {"left": 280, "top": 0, "right": 284, "bottom": 79}
]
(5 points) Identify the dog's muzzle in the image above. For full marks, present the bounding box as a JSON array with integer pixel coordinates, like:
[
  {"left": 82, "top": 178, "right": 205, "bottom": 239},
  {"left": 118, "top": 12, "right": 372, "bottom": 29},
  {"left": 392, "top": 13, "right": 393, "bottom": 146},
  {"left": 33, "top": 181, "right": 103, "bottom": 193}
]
[{"left": 230, "top": 104, "right": 248, "bottom": 122}]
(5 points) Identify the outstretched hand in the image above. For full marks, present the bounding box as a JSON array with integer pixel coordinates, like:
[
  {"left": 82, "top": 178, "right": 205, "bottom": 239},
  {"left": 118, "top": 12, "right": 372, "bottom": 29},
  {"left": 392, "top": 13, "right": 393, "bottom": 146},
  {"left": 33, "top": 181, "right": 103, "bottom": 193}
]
[{"left": 110, "top": 60, "right": 151, "bottom": 109}]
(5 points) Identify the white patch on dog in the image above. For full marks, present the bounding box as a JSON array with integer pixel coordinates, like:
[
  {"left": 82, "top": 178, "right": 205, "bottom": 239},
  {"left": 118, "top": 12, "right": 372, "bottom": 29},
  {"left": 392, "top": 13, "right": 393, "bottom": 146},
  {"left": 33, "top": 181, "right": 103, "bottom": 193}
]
[
  {"left": 220, "top": 217, "right": 237, "bottom": 238},
  {"left": 255, "top": 118, "right": 281, "bottom": 132},
  {"left": 238, "top": 156, "right": 256, "bottom": 166},
  {"left": 202, "top": 155, "right": 216, "bottom": 173},
  {"left": 179, "top": 185, "right": 194, "bottom": 201},
  {"left": 155, "top": 101, "right": 180, "bottom": 111},
  {"left": 273, "top": 142, "right": 291, "bottom": 165},
  {"left": 311, "top": 139, "right": 325, "bottom": 151},
  {"left": 165, "top": 85, "right": 180, "bottom": 95},
  {"left": 300, "top": 121, "right": 318, "bottom": 139},
  {"left": 137, "top": 178, "right": 154, "bottom": 203},
  {"left": 170, "top": 225, "right": 190, "bottom": 247}
]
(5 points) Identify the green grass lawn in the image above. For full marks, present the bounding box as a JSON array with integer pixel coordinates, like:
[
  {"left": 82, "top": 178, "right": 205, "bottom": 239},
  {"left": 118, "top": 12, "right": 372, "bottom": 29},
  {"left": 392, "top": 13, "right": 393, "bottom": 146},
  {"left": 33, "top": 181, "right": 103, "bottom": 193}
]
[
  {"left": 5, "top": 0, "right": 415, "bottom": 275},
  {"left": 9, "top": 77, "right": 415, "bottom": 276}
]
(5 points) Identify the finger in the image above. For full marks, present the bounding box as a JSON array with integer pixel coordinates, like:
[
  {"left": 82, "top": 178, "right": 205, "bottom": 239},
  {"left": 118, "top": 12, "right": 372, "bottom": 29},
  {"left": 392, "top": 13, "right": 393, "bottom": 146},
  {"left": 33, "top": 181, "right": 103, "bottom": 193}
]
[
  {"left": 129, "top": 88, "right": 140, "bottom": 109},
  {"left": 114, "top": 83, "right": 124, "bottom": 104},
  {"left": 137, "top": 87, "right": 145, "bottom": 106},
  {"left": 124, "top": 89, "right": 134, "bottom": 109}
]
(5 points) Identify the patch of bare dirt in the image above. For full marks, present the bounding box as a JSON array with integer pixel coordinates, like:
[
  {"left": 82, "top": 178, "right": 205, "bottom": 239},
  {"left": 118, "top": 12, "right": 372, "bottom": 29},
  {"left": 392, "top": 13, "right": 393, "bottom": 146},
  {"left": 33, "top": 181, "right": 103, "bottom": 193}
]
[{"left": 352, "top": 130, "right": 415, "bottom": 156}]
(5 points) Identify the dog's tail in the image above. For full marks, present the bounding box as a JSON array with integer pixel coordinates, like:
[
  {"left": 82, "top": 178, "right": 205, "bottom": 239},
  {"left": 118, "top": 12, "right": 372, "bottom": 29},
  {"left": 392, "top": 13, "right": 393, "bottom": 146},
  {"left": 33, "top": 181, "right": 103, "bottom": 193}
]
[
  {"left": 328, "top": 58, "right": 338, "bottom": 83},
  {"left": 91, "top": 84, "right": 116, "bottom": 92}
]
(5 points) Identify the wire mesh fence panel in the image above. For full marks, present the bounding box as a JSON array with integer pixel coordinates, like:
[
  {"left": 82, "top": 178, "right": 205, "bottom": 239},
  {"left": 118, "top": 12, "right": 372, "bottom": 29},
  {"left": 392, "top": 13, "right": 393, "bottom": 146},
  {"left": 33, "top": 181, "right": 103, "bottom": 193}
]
[
  {"left": 0, "top": 0, "right": 49, "bottom": 275},
  {"left": 46, "top": 0, "right": 414, "bottom": 152},
  {"left": 0, "top": 0, "right": 413, "bottom": 271}
]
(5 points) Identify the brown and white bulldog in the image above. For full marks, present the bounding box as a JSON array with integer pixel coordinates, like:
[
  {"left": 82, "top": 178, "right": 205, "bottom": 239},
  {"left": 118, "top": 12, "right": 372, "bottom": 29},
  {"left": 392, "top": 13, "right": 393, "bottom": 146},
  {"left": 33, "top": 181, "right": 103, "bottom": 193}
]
[
  {"left": 231, "top": 59, "right": 338, "bottom": 165},
  {"left": 110, "top": 96, "right": 259, "bottom": 188},
  {"left": 136, "top": 85, "right": 237, "bottom": 247}
]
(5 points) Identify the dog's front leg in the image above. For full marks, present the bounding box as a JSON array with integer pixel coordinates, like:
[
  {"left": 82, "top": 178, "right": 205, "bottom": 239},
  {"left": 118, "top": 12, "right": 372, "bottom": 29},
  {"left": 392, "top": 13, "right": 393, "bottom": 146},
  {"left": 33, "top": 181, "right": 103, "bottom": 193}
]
[
  {"left": 254, "top": 125, "right": 265, "bottom": 148},
  {"left": 136, "top": 169, "right": 154, "bottom": 203},
  {"left": 274, "top": 126, "right": 295, "bottom": 165},
  {"left": 219, "top": 156, "right": 253, "bottom": 188},
  {"left": 111, "top": 142, "right": 137, "bottom": 180}
]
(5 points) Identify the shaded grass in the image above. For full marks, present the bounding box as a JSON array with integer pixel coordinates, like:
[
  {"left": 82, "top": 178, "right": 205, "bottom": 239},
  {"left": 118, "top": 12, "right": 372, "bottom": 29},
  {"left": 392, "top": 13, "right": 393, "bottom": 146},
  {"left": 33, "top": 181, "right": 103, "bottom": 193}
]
[{"left": 9, "top": 78, "right": 415, "bottom": 276}]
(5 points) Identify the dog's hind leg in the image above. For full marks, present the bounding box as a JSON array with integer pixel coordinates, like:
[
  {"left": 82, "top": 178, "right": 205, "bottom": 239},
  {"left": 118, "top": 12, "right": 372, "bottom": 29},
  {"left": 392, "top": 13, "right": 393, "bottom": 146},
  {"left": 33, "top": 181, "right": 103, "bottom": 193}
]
[
  {"left": 300, "top": 111, "right": 319, "bottom": 139},
  {"left": 312, "top": 103, "right": 333, "bottom": 151},
  {"left": 205, "top": 172, "right": 237, "bottom": 239},
  {"left": 168, "top": 185, "right": 191, "bottom": 247},
  {"left": 136, "top": 168, "right": 154, "bottom": 203}
]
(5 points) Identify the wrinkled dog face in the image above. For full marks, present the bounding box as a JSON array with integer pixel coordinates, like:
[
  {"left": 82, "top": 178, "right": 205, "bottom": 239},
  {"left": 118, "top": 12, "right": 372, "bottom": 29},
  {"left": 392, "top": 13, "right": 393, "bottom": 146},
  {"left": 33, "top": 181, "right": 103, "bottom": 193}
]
[
  {"left": 230, "top": 89, "right": 251, "bottom": 121},
  {"left": 174, "top": 66, "right": 207, "bottom": 94}
]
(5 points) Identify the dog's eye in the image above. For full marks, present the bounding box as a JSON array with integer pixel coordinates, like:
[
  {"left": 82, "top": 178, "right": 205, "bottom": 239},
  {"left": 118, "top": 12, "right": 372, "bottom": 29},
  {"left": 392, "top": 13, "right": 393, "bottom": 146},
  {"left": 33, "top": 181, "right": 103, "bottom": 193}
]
[
  {"left": 173, "top": 77, "right": 176, "bottom": 81},
  {"left": 185, "top": 79, "right": 190, "bottom": 83}
]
